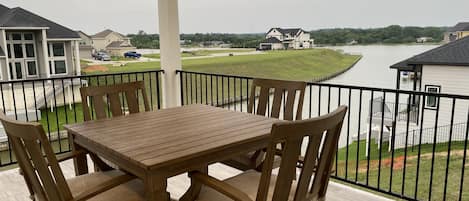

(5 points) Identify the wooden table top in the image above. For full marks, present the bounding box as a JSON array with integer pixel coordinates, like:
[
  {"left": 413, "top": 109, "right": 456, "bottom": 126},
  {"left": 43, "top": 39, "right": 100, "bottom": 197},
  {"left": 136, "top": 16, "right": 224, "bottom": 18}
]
[{"left": 64, "top": 104, "right": 280, "bottom": 171}]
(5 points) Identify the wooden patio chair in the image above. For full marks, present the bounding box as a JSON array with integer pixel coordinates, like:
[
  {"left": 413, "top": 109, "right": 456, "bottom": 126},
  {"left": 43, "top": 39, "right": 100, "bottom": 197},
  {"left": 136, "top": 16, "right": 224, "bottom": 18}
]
[
  {"left": 185, "top": 106, "right": 347, "bottom": 201},
  {"left": 0, "top": 114, "right": 146, "bottom": 201},
  {"left": 80, "top": 81, "right": 150, "bottom": 121},
  {"left": 80, "top": 81, "right": 150, "bottom": 171},
  {"left": 222, "top": 78, "right": 306, "bottom": 171}
]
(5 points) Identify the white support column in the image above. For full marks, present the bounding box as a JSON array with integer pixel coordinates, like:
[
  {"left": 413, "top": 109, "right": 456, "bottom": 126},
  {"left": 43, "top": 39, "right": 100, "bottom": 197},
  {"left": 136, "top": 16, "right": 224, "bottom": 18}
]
[
  {"left": 158, "top": 0, "right": 182, "bottom": 108},
  {"left": 74, "top": 40, "right": 81, "bottom": 76},
  {"left": 41, "top": 29, "right": 50, "bottom": 78}
]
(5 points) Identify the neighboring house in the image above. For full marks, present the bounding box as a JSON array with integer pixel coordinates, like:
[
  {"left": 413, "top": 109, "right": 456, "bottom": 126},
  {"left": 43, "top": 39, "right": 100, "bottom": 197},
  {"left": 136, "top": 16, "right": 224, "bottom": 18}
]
[
  {"left": 77, "top": 31, "right": 93, "bottom": 59},
  {"left": 0, "top": 4, "right": 81, "bottom": 81},
  {"left": 390, "top": 36, "right": 469, "bottom": 146},
  {"left": 444, "top": 22, "right": 469, "bottom": 43},
  {"left": 416, "top": 37, "right": 433, "bottom": 43},
  {"left": 91, "top": 29, "right": 136, "bottom": 56},
  {"left": 259, "top": 28, "right": 314, "bottom": 50}
]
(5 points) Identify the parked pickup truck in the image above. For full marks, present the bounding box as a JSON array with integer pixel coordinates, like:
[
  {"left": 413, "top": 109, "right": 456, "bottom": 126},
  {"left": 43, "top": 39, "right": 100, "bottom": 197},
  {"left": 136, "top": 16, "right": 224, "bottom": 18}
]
[
  {"left": 124, "top": 51, "right": 142, "bottom": 58},
  {"left": 92, "top": 51, "right": 111, "bottom": 61}
]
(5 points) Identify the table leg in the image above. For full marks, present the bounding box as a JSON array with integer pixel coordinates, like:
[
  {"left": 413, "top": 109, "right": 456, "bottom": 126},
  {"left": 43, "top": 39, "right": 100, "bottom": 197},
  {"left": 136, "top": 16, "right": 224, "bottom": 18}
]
[
  {"left": 70, "top": 134, "right": 88, "bottom": 176},
  {"left": 180, "top": 165, "right": 208, "bottom": 201},
  {"left": 145, "top": 173, "right": 170, "bottom": 201}
]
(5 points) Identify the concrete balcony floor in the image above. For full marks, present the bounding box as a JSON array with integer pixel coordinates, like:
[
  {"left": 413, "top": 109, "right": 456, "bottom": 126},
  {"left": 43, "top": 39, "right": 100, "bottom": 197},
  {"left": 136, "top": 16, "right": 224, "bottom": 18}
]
[{"left": 0, "top": 158, "right": 393, "bottom": 201}]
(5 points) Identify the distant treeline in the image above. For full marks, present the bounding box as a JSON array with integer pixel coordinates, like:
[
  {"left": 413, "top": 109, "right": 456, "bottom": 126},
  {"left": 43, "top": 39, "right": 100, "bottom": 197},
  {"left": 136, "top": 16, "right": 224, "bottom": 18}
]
[
  {"left": 311, "top": 25, "right": 447, "bottom": 45},
  {"left": 128, "top": 25, "right": 447, "bottom": 49}
]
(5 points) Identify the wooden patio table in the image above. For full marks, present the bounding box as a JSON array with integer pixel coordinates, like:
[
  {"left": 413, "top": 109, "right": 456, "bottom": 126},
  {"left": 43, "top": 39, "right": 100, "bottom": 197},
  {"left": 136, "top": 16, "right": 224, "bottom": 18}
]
[{"left": 64, "top": 104, "right": 281, "bottom": 201}]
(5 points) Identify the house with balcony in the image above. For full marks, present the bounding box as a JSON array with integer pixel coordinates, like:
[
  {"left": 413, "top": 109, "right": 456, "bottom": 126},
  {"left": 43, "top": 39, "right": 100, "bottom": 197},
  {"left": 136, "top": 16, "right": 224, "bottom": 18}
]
[
  {"left": 390, "top": 36, "right": 469, "bottom": 146},
  {"left": 259, "top": 28, "right": 314, "bottom": 50},
  {"left": 444, "top": 22, "right": 469, "bottom": 43},
  {"left": 0, "top": 4, "right": 81, "bottom": 81},
  {"left": 91, "top": 29, "right": 136, "bottom": 56}
]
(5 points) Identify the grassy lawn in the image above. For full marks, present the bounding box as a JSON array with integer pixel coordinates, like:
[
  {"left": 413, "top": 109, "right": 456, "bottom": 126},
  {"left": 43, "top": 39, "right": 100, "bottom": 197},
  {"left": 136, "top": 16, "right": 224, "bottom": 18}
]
[
  {"left": 89, "top": 49, "right": 360, "bottom": 81},
  {"left": 80, "top": 59, "right": 91, "bottom": 68},
  {"left": 336, "top": 140, "right": 469, "bottom": 200},
  {"left": 84, "top": 49, "right": 360, "bottom": 105},
  {"left": 143, "top": 48, "right": 255, "bottom": 59},
  {"left": 111, "top": 56, "right": 137, "bottom": 61}
]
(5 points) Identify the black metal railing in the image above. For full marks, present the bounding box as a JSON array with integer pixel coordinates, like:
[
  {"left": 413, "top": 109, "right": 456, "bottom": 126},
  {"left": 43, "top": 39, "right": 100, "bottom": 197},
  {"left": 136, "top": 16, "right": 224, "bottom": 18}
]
[
  {"left": 177, "top": 70, "right": 469, "bottom": 201},
  {"left": 0, "top": 70, "right": 163, "bottom": 167}
]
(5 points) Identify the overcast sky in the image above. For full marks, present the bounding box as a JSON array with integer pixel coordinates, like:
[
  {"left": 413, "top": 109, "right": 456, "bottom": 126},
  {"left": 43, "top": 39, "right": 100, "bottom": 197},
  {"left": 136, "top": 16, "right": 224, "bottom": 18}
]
[{"left": 3, "top": 0, "right": 469, "bottom": 35}]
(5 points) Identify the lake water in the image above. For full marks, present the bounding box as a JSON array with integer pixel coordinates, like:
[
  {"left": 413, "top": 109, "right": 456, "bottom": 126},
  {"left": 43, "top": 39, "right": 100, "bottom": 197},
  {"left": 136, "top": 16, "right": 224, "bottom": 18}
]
[
  {"left": 229, "top": 44, "right": 439, "bottom": 148},
  {"left": 325, "top": 45, "right": 437, "bottom": 89}
]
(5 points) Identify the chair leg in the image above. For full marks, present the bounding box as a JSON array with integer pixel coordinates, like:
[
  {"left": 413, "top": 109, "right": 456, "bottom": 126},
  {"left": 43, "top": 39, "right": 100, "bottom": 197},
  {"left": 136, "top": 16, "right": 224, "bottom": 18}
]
[
  {"left": 89, "top": 153, "right": 115, "bottom": 172},
  {"left": 180, "top": 165, "right": 208, "bottom": 201}
]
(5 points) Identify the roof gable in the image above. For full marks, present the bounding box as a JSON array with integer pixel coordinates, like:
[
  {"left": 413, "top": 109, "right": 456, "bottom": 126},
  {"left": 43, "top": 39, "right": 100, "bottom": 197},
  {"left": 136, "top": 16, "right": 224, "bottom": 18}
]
[
  {"left": 93, "top": 29, "right": 126, "bottom": 39},
  {"left": 391, "top": 36, "right": 469, "bottom": 69},
  {"left": 106, "top": 41, "right": 134, "bottom": 48},
  {"left": 0, "top": 5, "right": 79, "bottom": 39},
  {"left": 266, "top": 27, "right": 304, "bottom": 37},
  {"left": 450, "top": 22, "right": 469, "bottom": 32}
]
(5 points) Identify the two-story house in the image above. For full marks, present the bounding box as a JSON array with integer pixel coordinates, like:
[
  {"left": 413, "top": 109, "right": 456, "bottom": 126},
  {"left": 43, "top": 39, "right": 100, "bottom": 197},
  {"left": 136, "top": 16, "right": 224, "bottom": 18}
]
[
  {"left": 259, "top": 28, "right": 314, "bottom": 50},
  {"left": 91, "top": 29, "right": 136, "bottom": 56},
  {"left": 444, "top": 22, "right": 469, "bottom": 43},
  {"left": 0, "top": 4, "right": 81, "bottom": 81}
]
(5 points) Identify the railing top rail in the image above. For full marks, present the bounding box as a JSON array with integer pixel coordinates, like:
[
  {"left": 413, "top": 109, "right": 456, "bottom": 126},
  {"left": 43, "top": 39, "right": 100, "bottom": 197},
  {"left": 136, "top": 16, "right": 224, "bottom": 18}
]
[
  {"left": 177, "top": 70, "right": 469, "bottom": 100},
  {"left": 0, "top": 70, "right": 165, "bottom": 84}
]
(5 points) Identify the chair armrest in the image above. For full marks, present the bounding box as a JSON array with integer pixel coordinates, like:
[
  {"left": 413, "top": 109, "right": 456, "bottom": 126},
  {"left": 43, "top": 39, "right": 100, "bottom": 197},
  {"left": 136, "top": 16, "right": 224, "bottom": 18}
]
[
  {"left": 19, "top": 150, "right": 88, "bottom": 175},
  {"left": 74, "top": 173, "right": 136, "bottom": 201},
  {"left": 191, "top": 171, "right": 252, "bottom": 201},
  {"left": 57, "top": 150, "right": 88, "bottom": 163}
]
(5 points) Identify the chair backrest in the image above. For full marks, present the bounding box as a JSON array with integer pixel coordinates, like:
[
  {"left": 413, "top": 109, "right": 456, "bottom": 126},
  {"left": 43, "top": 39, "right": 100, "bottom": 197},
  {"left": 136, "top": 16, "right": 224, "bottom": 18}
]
[
  {"left": 80, "top": 81, "right": 150, "bottom": 121},
  {"left": 248, "top": 78, "right": 306, "bottom": 121},
  {"left": 0, "top": 114, "right": 73, "bottom": 201},
  {"left": 256, "top": 106, "right": 348, "bottom": 201}
]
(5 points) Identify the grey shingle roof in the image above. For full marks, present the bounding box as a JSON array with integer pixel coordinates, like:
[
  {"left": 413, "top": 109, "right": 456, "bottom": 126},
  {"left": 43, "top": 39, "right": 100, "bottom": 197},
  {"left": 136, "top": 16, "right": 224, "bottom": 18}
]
[
  {"left": 449, "top": 22, "right": 469, "bottom": 32},
  {"left": 0, "top": 4, "right": 79, "bottom": 39},
  {"left": 391, "top": 36, "right": 469, "bottom": 69},
  {"left": 261, "top": 37, "right": 282, "bottom": 44},
  {"left": 0, "top": 46, "right": 5, "bottom": 57},
  {"left": 93, "top": 29, "right": 126, "bottom": 39},
  {"left": 106, "top": 41, "right": 133, "bottom": 48},
  {"left": 267, "top": 28, "right": 304, "bottom": 37}
]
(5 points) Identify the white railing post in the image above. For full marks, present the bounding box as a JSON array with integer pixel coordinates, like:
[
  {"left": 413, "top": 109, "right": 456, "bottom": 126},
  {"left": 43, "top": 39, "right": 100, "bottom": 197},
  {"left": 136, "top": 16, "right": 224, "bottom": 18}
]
[{"left": 158, "top": 0, "right": 182, "bottom": 108}]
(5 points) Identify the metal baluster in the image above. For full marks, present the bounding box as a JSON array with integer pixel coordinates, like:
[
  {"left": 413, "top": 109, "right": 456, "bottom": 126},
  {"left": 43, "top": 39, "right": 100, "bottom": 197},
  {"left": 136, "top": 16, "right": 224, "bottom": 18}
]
[
  {"left": 355, "top": 89, "right": 363, "bottom": 182},
  {"left": 415, "top": 95, "right": 426, "bottom": 200},
  {"left": 428, "top": 95, "right": 441, "bottom": 200},
  {"left": 377, "top": 92, "right": 386, "bottom": 189},
  {"left": 366, "top": 90, "right": 374, "bottom": 185},
  {"left": 401, "top": 94, "right": 412, "bottom": 195},
  {"left": 21, "top": 81, "right": 28, "bottom": 122},
  {"left": 156, "top": 72, "right": 161, "bottom": 109},
  {"left": 346, "top": 88, "right": 351, "bottom": 180},
  {"left": 443, "top": 98, "right": 456, "bottom": 201},
  {"left": 458, "top": 110, "right": 469, "bottom": 201}
]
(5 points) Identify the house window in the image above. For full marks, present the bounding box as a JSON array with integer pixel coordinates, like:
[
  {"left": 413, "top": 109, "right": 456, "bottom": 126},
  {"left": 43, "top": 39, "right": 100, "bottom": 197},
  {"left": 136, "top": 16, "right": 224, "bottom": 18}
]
[
  {"left": 23, "top": 33, "right": 33, "bottom": 41},
  {"left": 48, "top": 43, "right": 67, "bottom": 75},
  {"left": 27, "top": 61, "right": 37, "bottom": 76},
  {"left": 5, "top": 32, "right": 38, "bottom": 79},
  {"left": 425, "top": 85, "right": 440, "bottom": 109},
  {"left": 12, "top": 33, "right": 22, "bottom": 40}
]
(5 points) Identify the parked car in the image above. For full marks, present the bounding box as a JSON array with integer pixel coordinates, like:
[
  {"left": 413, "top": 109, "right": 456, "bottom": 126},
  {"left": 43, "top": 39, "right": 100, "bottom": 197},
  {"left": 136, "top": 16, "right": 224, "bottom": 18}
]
[
  {"left": 124, "top": 51, "right": 142, "bottom": 58},
  {"left": 93, "top": 52, "right": 111, "bottom": 61}
]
